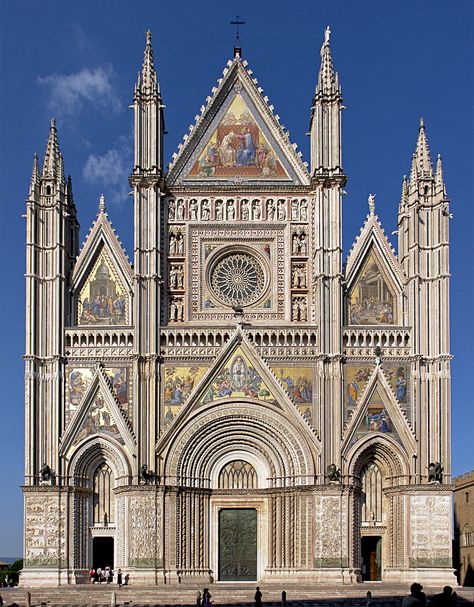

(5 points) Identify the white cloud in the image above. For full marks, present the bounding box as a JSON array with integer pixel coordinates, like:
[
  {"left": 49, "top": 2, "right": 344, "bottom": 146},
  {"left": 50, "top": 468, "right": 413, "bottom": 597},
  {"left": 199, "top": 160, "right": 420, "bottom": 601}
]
[
  {"left": 83, "top": 147, "right": 131, "bottom": 206},
  {"left": 38, "top": 66, "right": 122, "bottom": 117}
]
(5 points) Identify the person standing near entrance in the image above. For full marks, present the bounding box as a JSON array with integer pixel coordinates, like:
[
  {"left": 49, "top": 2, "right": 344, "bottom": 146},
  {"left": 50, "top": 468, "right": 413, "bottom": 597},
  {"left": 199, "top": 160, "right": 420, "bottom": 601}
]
[
  {"left": 117, "top": 568, "right": 122, "bottom": 587},
  {"left": 202, "top": 588, "right": 212, "bottom": 607},
  {"left": 254, "top": 586, "right": 262, "bottom": 607}
]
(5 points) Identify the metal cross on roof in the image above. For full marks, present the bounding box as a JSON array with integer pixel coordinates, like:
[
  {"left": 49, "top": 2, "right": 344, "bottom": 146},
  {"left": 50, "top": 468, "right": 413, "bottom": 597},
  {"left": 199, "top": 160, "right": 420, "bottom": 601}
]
[{"left": 230, "top": 15, "right": 246, "bottom": 42}]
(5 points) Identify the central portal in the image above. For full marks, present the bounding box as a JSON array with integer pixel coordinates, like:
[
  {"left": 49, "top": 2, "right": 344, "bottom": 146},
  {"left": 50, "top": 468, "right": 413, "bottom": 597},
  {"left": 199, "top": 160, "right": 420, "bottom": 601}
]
[{"left": 218, "top": 508, "right": 257, "bottom": 581}]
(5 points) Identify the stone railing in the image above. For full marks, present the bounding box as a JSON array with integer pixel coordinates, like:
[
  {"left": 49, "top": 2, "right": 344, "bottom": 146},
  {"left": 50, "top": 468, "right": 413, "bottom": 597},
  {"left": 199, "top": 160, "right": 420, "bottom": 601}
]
[
  {"left": 343, "top": 327, "right": 411, "bottom": 356},
  {"left": 65, "top": 328, "right": 134, "bottom": 358}
]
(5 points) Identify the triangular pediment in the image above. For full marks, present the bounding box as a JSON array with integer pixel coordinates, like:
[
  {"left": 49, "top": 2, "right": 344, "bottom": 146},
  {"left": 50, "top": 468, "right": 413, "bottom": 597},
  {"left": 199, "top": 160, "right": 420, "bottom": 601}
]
[
  {"left": 342, "top": 366, "right": 415, "bottom": 454},
  {"left": 71, "top": 207, "right": 132, "bottom": 326},
  {"left": 60, "top": 366, "right": 135, "bottom": 456},
  {"left": 345, "top": 211, "right": 405, "bottom": 326},
  {"left": 157, "top": 330, "right": 319, "bottom": 452},
  {"left": 167, "top": 59, "right": 309, "bottom": 185}
]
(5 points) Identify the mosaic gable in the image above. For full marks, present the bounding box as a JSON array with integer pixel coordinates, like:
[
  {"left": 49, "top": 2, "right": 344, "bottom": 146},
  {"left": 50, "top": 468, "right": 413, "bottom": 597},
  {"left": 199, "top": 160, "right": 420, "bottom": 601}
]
[
  {"left": 66, "top": 366, "right": 131, "bottom": 424},
  {"left": 343, "top": 363, "right": 410, "bottom": 425},
  {"left": 78, "top": 251, "right": 128, "bottom": 325},
  {"left": 348, "top": 251, "right": 396, "bottom": 325},
  {"left": 72, "top": 391, "right": 125, "bottom": 447},
  {"left": 187, "top": 94, "right": 290, "bottom": 181}
]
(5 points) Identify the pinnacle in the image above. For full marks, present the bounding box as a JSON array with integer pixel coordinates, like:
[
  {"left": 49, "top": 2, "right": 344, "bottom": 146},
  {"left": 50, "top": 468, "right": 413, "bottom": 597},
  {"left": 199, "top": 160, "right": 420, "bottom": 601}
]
[
  {"left": 41, "top": 117, "right": 62, "bottom": 180},
  {"left": 316, "top": 25, "right": 338, "bottom": 96},
  {"left": 138, "top": 29, "right": 159, "bottom": 93},
  {"left": 413, "top": 116, "right": 433, "bottom": 178},
  {"left": 435, "top": 153, "right": 446, "bottom": 193}
]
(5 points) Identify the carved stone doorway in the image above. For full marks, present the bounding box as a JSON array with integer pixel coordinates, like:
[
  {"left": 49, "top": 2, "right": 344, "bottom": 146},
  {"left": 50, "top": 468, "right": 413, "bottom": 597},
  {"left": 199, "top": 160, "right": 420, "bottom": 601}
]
[
  {"left": 361, "top": 536, "right": 382, "bottom": 581},
  {"left": 93, "top": 536, "right": 114, "bottom": 570},
  {"left": 218, "top": 508, "right": 257, "bottom": 581}
]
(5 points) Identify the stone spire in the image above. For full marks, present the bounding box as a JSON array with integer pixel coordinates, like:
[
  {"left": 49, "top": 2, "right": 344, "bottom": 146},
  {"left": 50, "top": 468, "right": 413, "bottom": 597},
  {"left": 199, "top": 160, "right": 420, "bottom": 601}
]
[
  {"left": 41, "top": 118, "right": 61, "bottom": 180},
  {"left": 316, "top": 26, "right": 339, "bottom": 96},
  {"left": 137, "top": 30, "right": 159, "bottom": 94},
  {"left": 413, "top": 117, "right": 433, "bottom": 179},
  {"left": 29, "top": 152, "right": 40, "bottom": 196}
]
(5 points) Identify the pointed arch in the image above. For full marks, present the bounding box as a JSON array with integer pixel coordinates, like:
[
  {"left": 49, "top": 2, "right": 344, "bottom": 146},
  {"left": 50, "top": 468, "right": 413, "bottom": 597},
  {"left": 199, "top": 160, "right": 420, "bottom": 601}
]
[{"left": 160, "top": 399, "right": 317, "bottom": 489}]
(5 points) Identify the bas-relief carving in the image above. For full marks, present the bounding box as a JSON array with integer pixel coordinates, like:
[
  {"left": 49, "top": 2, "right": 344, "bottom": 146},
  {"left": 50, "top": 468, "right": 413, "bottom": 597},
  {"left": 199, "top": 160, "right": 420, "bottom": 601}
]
[
  {"left": 168, "top": 229, "right": 185, "bottom": 257},
  {"left": 169, "top": 297, "right": 184, "bottom": 322},
  {"left": 188, "top": 95, "right": 289, "bottom": 181},
  {"left": 78, "top": 253, "right": 127, "bottom": 325},
  {"left": 66, "top": 367, "right": 131, "bottom": 423},
  {"left": 200, "top": 349, "right": 278, "bottom": 406},
  {"left": 163, "top": 366, "right": 208, "bottom": 427},
  {"left": 313, "top": 496, "right": 348, "bottom": 567},
  {"left": 348, "top": 251, "right": 396, "bottom": 325},
  {"left": 129, "top": 495, "right": 162, "bottom": 568},
  {"left": 410, "top": 495, "right": 452, "bottom": 567},
  {"left": 73, "top": 392, "right": 124, "bottom": 446},
  {"left": 272, "top": 367, "right": 313, "bottom": 424},
  {"left": 24, "top": 495, "right": 66, "bottom": 567}
]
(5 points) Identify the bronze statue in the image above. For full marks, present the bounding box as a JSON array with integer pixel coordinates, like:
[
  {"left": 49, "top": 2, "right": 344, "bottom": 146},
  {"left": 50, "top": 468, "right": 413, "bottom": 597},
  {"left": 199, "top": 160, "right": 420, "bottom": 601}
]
[
  {"left": 40, "top": 463, "right": 52, "bottom": 482},
  {"left": 428, "top": 461, "right": 443, "bottom": 483},
  {"left": 327, "top": 463, "right": 341, "bottom": 482}
]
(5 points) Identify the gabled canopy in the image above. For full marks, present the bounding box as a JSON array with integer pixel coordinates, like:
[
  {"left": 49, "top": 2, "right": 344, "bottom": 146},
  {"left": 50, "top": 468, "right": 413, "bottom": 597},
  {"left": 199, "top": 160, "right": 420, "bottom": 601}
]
[
  {"left": 71, "top": 196, "right": 132, "bottom": 326},
  {"left": 167, "top": 56, "right": 309, "bottom": 186},
  {"left": 345, "top": 197, "right": 405, "bottom": 326}
]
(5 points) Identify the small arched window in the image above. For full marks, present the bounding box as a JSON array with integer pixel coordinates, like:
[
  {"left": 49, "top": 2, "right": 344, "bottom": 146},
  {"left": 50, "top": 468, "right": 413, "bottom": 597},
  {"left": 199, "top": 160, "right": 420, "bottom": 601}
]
[
  {"left": 463, "top": 524, "right": 473, "bottom": 547},
  {"left": 218, "top": 460, "right": 258, "bottom": 489},
  {"left": 93, "top": 462, "right": 114, "bottom": 524}
]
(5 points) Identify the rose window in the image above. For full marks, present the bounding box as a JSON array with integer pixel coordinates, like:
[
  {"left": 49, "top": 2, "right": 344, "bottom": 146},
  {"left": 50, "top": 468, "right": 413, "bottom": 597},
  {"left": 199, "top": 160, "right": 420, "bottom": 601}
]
[{"left": 210, "top": 252, "right": 266, "bottom": 307}]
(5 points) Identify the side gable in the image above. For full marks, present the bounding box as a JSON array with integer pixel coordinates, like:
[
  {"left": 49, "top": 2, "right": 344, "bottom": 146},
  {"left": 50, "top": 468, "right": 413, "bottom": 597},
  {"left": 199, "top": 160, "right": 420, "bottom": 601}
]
[
  {"left": 342, "top": 365, "right": 416, "bottom": 455},
  {"left": 345, "top": 200, "right": 406, "bottom": 326},
  {"left": 167, "top": 58, "right": 309, "bottom": 186},
  {"left": 71, "top": 197, "right": 132, "bottom": 326},
  {"left": 60, "top": 365, "right": 136, "bottom": 458}
]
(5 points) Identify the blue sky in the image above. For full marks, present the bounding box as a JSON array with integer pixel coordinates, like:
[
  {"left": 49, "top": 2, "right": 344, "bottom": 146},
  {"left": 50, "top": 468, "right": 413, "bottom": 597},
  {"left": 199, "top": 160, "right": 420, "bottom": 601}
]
[{"left": 0, "top": 1, "right": 472, "bottom": 556}]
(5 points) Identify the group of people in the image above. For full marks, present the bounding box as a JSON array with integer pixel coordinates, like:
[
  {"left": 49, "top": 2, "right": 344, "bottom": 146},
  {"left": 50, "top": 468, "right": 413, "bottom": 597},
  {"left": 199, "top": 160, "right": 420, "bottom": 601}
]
[
  {"left": 401, "top": 583, "right": 457, "bottom": 606},
  {"left": 88, "top": 566, "right": 127, "bottom": 586}
]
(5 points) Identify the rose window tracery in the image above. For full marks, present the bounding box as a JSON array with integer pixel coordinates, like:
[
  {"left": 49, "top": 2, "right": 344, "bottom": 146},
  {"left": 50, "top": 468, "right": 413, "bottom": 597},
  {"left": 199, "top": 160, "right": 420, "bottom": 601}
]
[{"left": 210, "top": 252, "right": 266, "bottom": 307}]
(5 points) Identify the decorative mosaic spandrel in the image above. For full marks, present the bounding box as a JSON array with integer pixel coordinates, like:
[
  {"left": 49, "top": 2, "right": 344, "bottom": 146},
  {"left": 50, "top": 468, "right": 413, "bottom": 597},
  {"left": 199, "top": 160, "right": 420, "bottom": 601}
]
[
  {"left": 348, "top": 251, "right": 396, "bottom": 325},
  {"left": 163, "top": 365, "right": 209, "bottom": 427},
  {"left": 188, "top": 94, "right": 289, "bottom": 180},
  {"left": 78, "top": 251, "right": 127, "bottom": 325},
  {"left": 272, "top": 367, "right": 313, "bottom": 424},
  {"left": 409, "top": 495, "right": 452, "bottom": 567}
]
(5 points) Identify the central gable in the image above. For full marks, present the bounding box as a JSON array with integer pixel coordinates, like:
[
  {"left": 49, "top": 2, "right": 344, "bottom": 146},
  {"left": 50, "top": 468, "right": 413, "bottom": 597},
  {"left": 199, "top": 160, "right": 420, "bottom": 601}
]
[
  {"left": 168, "top": 59, "right": 309, "bottom": 186},
  {"left": 186, "top": 92, "right": 290, "bottom": 181}
]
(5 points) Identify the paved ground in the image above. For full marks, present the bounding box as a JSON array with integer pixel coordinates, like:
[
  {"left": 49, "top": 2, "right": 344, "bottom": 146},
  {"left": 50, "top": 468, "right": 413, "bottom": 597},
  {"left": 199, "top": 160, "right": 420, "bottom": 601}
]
[{"left": 0, "top": 583, "right": 472, "bottom": 607}]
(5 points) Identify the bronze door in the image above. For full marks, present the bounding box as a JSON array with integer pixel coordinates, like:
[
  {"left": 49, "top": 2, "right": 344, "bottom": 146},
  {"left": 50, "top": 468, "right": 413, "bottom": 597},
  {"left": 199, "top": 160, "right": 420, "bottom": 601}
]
[{"left": 218, "top": 508, "right": 257, "bottom": 581}]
